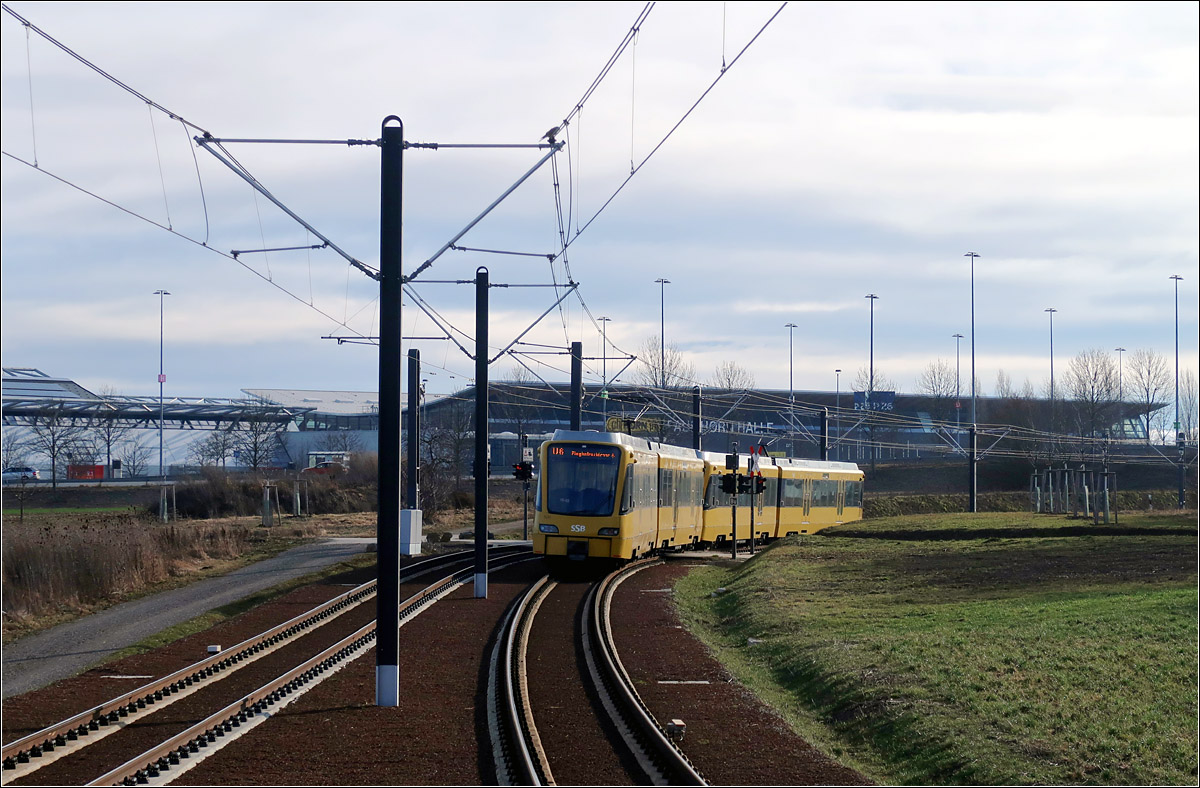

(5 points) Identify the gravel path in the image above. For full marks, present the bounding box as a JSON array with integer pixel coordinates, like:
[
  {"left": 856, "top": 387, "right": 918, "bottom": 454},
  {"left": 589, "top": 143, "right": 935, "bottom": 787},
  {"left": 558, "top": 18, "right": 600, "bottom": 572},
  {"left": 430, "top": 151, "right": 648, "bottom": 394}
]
[{"left": 1, "top": 538, "right": 374, "bottom": 699}]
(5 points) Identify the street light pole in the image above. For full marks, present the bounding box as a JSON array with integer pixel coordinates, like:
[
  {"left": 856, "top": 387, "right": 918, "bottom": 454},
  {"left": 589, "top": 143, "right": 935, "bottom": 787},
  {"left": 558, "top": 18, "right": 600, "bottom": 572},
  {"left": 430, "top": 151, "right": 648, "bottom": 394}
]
[
  {"left": 655, "top": 278, "right": 670, "bottom": 388},
  {"left": 964, "top": 252, "right": 981, "bottom": 514},
  {"left": 964, "top": 252, "right": 980, "bottom": 425},
  {"left": 835, "top": 368, "right": 842, "bottom": 461},
  {"left": 1046, "top": 307, "right": 1057, "bottom": 427},
  {"left": 154, "top": 289, "right": 170, "bottom": 524},
  {"left": 1115, "top": 347, "right": 1126, "bottom": 435},
  {"left": 599, "top": 316, "right": 611, "bottom": 424},
  {"left": 154, "top": 290, "right": 170, "bottom": 480},
  {"left": 865, "top": 294, "right": 878, "bottom": 469},
  {"left": 953, "top": 332, "right": 964, "bottom": 431},
  {"left": 1170, "top": 274, "right": 1183, "bottom": 507},
  {"left": 786, "top": 322, "right": 797, "bottom": 455}
]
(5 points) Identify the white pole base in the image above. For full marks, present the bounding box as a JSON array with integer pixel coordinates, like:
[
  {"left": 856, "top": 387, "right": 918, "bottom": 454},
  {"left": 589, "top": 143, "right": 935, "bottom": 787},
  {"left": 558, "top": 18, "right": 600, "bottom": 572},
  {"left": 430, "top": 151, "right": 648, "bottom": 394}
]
[
  {"left": 376, "top": 665, "right": 399, "bottom": 706},
  {"left": 400, "top": 509, "right": 423, "bottom": 555},
  {"left": 474, "top": 572, "right": 487, "bottom": 599}
]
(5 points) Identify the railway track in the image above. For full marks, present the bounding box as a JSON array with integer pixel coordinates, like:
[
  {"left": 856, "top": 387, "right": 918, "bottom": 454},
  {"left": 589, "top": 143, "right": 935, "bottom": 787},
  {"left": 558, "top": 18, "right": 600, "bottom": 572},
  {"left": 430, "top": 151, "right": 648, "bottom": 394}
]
[
  {"left": 2, "top": 544, "right": 533, "bottom": 787},
  {"left": 490, "top": 560, "right": 706, "bottom": 786}
]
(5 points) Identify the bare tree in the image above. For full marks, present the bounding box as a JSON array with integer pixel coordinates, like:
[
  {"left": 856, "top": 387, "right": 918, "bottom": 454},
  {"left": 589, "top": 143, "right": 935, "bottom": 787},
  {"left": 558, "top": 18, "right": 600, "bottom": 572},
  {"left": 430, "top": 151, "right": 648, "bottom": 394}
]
[
  {"left": 1065, "top": 348, "right": 1119, "bottom": 438},
  {"left": 916, "top": 359, "right": 956, "bottom": 421},
  {"left": 24, "top": 405, "right": 86, "bottom": 487},
  {"left": 2, "top": 429, "right": 31, "bottom": 469},
  {"left": 190, "top": 427, "right": 238, "bottom": 467},
  {"left": 423, "top": 398, "right": 475, "bottom": 505},
  {"left": 709, "top": 360, "right": 755, "bottom": 392},
  {"left": 853, "top": 366, "right": 899, "bottom": 395},
  {"left": 122, "top": 436, "right": 153, "bottom": 478},
  {"left": 231, "top": 398, "right": 287, "bottom": 472},
  {"left": 632, "top": 335, "right": 696, "bottom": 389},
  {"left": 1180, "top": 369, "right": 1198, "bottom": 443},
  {"left": 1128, "top": 348, "right": 1171, "bottom": 443},
  {"left": 88, "top": 386, "right": 136, "bottom": 471},
  {"left": 315, "top": 430, "right": 364, "bottom": 455}
]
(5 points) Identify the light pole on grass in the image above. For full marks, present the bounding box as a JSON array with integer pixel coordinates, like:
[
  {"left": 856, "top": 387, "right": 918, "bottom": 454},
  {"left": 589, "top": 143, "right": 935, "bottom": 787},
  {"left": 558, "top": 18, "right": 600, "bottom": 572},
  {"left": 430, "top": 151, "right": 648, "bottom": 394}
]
[
  {"left": 154, "top": 289, "right": 170, "bottom": 481},
  {"left": 655, "top": 278, "right": 670, "bottom": 388},
  {"left": 786, "top": 322, "right": 797, "bottom": 455},
  {"left": 835, "top": 368, "right": 842, "bottom": 461},
  {"left": 599, "top": 316, "right": 611, "bottom": 422},
  {"left": 964, "top": 252, "right": 980, "bottom": 426},
  {"left": 953, "top": 332, "right": 964, "bottom": 430},
  {"left": 1171, "top": 274, "right": 1184, "bottom": 508},
  {"left": 1046, "top": 307, "right": 1057, "bottom": 428}
]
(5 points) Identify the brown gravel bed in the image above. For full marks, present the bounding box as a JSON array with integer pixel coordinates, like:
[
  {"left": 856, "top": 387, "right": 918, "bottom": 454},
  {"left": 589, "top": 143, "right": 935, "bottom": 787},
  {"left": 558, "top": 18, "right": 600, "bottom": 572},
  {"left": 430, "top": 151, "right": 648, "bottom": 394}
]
[
  {"left": 525, "top": 579, "right": 641, "bottom": 785},
  {"left": 1, "top": 582, "right": 351, "bottom": 745},
  {"left": 610, "top": 560, "right": 871, "bottom": 786},
  {"left": 9, "top": 597, "right": 381, "bottom": 786},
  {"left": 172, "top": 558, "right": 547, "bottom": 786},
  {"left": 3, "top": 553, "right": 869, "bottom": 786}
]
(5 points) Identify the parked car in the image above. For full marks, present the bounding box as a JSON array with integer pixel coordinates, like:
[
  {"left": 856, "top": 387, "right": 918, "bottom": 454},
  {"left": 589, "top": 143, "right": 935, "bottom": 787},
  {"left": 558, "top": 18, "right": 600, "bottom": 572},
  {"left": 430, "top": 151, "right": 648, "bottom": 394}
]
[
  {"left": 2, "top": 466, "right": 41, "bottom": 483},
  {"left": 301, "top": 461, "right": 348, "bottom": 476}
]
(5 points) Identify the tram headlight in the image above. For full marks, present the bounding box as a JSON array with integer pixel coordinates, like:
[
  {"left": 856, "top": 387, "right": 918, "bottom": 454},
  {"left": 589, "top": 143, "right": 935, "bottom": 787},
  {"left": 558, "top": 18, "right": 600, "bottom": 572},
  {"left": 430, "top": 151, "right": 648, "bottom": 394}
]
[
  {"left": 538, "top": 524, "right": 559, "bottom": 534},
  {"left": 598, "top": 527, "right": 619, "bottom": 536}
]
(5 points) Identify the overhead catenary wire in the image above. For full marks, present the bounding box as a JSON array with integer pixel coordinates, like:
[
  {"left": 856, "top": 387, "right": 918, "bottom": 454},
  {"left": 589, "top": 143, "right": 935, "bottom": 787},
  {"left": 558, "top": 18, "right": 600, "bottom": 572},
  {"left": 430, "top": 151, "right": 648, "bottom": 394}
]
[
  {"left": 4, "top": 1, "right": 791, "bottom": 393},
  {"left": 0, "top": 150, "right": 375, "bottom": 342}
]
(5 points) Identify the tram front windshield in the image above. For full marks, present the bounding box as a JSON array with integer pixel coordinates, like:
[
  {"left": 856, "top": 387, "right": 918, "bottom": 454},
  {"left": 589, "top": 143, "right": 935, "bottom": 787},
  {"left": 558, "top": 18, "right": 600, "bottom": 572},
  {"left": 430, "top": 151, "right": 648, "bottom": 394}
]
[{"left": 545, "top": 444, "right": 621, "bottom": 516}]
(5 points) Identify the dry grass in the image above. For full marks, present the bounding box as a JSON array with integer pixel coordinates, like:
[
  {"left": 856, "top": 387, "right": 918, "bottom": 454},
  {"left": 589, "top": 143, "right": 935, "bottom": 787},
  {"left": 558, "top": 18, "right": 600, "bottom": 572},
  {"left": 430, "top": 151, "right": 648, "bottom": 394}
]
[{"left": 1, "top": 488, "right": 532, "bottom": 641}]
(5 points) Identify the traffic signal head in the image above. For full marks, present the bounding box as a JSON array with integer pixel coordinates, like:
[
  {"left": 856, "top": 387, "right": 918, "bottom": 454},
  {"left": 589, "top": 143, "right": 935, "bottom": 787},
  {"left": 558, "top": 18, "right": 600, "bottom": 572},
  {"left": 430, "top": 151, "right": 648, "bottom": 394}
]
[
  {"left": 755, "top": 475, "right": 766, "bottom": 494},
  {"left": 720, "top": 474, "right": 737, "bottom": 495},
  {"left": 737, "top": 475, "right": 753, "bottom": 494}
]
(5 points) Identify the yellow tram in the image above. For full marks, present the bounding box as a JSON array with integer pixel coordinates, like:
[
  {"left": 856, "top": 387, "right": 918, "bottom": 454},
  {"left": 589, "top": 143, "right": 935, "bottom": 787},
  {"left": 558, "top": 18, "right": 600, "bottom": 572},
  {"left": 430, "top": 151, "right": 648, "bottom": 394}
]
[{"left": 533, "top": 430, "right": 864, "bottom": 563}]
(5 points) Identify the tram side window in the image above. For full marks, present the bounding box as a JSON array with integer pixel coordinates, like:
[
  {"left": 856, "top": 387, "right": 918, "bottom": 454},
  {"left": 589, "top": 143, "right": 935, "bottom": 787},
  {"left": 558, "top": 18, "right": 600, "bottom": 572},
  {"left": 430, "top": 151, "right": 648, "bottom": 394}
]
[
  {"left": 764, "top": 477, "right": 780, "bottom": 508},
  {"left": 704, "top": 475, "right": 727, "bottom": 510},
  {"left": 659, "top": 468, "right": 674, "bottom": 508},
  {"left": 782, "top": 477, "right": 804, "bottom": 507},
  {"left": 621, "top": 465, "right": 635, "bottom": 514},
  {"left": 844, "top": 480, "right": 863, "bottom": 508},
  {"left": 813, "top": 479, "right": 838, "bottom": 507}
]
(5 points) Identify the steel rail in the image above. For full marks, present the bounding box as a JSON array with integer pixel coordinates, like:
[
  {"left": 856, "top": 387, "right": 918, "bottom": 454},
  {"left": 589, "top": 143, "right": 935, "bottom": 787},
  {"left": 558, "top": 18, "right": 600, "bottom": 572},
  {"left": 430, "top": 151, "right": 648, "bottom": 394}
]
[
  {"left": 490, "top": 574, "right": 556, "bottom": 786},
  {"left": 88, "top": 550, "right": 538, "bottom": 786},
  {"left": 2, "top": 546, "right": 526, "bottom": 776},
  {"left": 586, "top": 560, "right": 707, "bottom": 786}
]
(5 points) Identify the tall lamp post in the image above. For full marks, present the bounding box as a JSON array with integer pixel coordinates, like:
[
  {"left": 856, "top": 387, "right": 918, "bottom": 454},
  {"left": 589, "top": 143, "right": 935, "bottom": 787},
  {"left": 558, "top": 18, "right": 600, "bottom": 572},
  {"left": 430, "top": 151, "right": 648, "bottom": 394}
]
[
  {"left": 154, "top": 289, "right": 170, "bottom": 524},
  {"left": 1170, "top": 274, "right": 1184, "bottom": 507},
  {"left": 953, "top": 332, "right": 964, "bottom": 431},
  {"left": 786, "top": 322, "right": 797, "bottom": 455},
  {"left": 964, "top": 252, "right": 980, "bottom": 425},
  {"left": 1046, "top": 307, "right": 1057, "bottom": 428},
  {"left": 154, "top": 290, "right": 170, "bottom": 480},
  {"left": 865, "top": 294, "right": 878, "bottom": 469},
  {"left": 964, "top": 252, "right": 981, "bottom": 513},
  {"left": 1115, "top": 346, "right": 1126, "bottom": 436},
  {"left": 599, "top": 316, "right": 611, "bottom": 423},
  {"left": 655, "top": 278, "right": 670, "bottom": 388},
  {"left": 835, "top": 368, "right": 842, "bottom": 461}
]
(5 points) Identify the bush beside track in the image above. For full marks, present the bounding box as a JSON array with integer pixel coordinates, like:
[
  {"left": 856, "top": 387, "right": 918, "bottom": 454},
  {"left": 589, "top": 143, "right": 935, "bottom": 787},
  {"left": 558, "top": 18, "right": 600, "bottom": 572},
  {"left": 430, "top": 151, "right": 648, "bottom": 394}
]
[{"left": 672, "top": 511, "right": 1198, "bottom": 785}]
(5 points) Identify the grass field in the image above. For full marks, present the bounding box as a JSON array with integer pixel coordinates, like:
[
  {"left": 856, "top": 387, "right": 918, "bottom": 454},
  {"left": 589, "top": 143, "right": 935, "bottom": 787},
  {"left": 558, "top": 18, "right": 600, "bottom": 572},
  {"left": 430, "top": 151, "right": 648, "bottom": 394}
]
[{"left": 674, "top": 512, "right": 1198, "bottom": 786}]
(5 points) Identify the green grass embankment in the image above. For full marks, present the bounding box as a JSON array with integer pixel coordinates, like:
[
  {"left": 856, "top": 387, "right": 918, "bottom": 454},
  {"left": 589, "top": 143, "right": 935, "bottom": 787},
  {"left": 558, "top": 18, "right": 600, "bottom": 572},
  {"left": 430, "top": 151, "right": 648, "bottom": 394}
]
[{"left": 674, "top": 512, "right": 1198, "bottom": 785}]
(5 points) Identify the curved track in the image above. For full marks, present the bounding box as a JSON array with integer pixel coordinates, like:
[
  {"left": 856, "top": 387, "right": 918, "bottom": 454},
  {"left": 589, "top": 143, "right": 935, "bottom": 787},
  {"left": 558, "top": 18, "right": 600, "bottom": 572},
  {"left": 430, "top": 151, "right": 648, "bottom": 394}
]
[{"left": 490, "top": 560, "right": 706, "bottom": 786}]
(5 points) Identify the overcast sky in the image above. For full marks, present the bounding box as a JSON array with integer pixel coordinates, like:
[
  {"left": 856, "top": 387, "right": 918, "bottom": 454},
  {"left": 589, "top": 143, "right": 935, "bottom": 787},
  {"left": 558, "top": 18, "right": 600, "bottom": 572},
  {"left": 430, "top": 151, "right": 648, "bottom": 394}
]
[{"left": 2, "top": 1, "right": 1197, "bottom": 410}]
